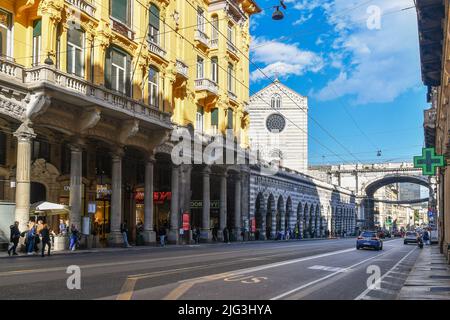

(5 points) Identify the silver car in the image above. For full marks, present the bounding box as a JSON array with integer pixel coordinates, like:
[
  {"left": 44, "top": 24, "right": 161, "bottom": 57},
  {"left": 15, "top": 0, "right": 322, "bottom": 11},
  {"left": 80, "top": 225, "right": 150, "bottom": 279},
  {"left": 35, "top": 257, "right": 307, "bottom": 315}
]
[{"left": 404, "top": 231, "right": 418, "bottom": 244}]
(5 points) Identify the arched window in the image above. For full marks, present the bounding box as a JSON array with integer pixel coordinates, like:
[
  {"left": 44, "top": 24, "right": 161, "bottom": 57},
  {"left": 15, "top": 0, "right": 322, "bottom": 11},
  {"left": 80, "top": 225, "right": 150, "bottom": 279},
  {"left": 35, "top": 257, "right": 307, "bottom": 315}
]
[
  {"left": 105, "top": 46, "right": 131, "bottom": 96},
  {"left": 0, "top": 9, "right": 12, "bottom": 59},
  {"left": 67, "top": 26, "right": 85, "bottom": 77},
  {"left": 149, "top": 4, "right": 160, "bottom": 44},
  {"left": 271, "top": 94, "right": 282, "bottom": 109},
  {"left": 148, "top": 66, "right": 159, "bottom": 108},
  {"left": 211, "top": 15, "right": 219, "bottom": 41}
]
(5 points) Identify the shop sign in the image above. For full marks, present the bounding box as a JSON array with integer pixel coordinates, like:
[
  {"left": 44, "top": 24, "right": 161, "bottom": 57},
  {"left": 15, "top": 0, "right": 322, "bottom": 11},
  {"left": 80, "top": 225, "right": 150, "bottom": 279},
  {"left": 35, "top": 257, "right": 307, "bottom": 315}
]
[
  {"left": 88, "top": 202, "right": 96, "bottom": 214},
  {"left": 97, "top": 184, "right": 111, "bottom": 198},
  {"left": 190, "top": 200, "right": 220, "bottom": 209},
  {"left": 251, "top": 218, "right": 256, "bottom": 233},
  {"left": 134, "top": 191, "right": 172, "bottom": 204},
  {"left": 182, "top": 213, "right": 190, "bottom": 231}
]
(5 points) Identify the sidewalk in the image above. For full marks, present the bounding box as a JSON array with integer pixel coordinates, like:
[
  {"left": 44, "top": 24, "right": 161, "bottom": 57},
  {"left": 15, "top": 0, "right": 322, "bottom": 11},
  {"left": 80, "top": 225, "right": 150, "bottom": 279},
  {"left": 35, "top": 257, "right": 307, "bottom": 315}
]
[
  {"left": 398, "top": 245, "right": 450, "bottom": 300},
  {"left": 0, "top": 236, "right": 342, "bottom": 259}
]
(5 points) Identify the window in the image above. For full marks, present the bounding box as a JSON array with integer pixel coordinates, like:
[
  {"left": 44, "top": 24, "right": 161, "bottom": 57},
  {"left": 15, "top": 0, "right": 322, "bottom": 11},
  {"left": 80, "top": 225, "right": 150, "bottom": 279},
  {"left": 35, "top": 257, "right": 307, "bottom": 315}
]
[
  {"left": 227, "top": 108, "right": 233, "bottom": 129},
  {"left": 196, "top": 56, "right": 204, "bottom": 79},
  {"left": 210, "top": 108, "right": 218, "bottom": 134},
  {"left": 32, "top": 139, "right": 51, "bottom": 161},
  {"left": 111, "top": 0, "right": 130, "bottom": 25},
  {"left": 105, "top": 46, "right": 131, "bottom": 96},
  {"left": 56, "top": 24, "right": 61, "bottom": 69},
  {"left": 211, "top": 15, "right": 219, "bottom": 41},
  {"left": 148, "top": 66, "right": 159, "bottom": 108},
  {"left": 67, "top": 27, "right": 85, "bottom": 77},
  {"left": 0, "top": 132, "right": 6, "bottom": 165},
  {"left": 271, "top": 94, "right": 282, "bottom": 109},
  {"left": 211, "top": 57, "right": 218, "bottom": 83},
  {"left": 196, "top": 106, "right": 204, "bottom": 132},
  {"left": 149, "top": 4, "right": 160, "bottom": 44},
  {"left": 266, "top": 113, "right": 286, "bottom": 133},
  {"left": 0, "top": 9, "right": 12, "bottom": 58},
  {"left": 32, "top": 19, "right": 42, "bottom": 66},
  {"left": 197, "top": 7, "right": 205, "bottom": 33},
  {"left": 227, "top": 63, "right": 234, "bottom": 92},
  {"left": 227, "top": 22, "right": 234, "bottom": 44}
]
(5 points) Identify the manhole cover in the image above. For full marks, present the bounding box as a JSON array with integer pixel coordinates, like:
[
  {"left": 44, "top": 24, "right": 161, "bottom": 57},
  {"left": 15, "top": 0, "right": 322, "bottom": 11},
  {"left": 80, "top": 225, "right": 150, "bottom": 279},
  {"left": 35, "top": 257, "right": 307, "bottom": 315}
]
[{"left": 430, "top": 287, "right": 450, "bottom": 292}]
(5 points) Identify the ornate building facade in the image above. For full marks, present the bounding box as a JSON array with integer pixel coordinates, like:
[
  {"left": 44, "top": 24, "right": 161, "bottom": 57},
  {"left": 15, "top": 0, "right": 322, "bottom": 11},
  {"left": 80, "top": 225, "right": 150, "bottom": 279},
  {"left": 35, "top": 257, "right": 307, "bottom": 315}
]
[{"left": 0, "top": 0, "right": 261, "bottom": 246}]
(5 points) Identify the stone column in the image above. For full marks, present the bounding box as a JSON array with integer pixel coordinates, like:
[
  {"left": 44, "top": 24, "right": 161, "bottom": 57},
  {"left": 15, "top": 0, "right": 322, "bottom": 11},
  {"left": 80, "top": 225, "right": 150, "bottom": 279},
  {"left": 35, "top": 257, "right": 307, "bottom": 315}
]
[
  {"left": 142, "top": 157, "right": 156, "bottom": 244},
  {"left": 69, "top": 144, "right": 83, "bottom": 230},
  {"left": 260, "top": 205, "right": 267, "bottom": 240},
  {"left": 218, "top": 172, "right": 227, "bottom": 241},
  {"left": 310, "top": 211, "right": 316, "bottom": 238},
  {"left": 168, "top": 165, "right": 180, "bottom": 243},
  {"left": 13, "top": 122, "right": 36, "bottom": 232},
  {"left": 234, "top": 174, "right": 242, "bottom": 240},
  {"left": 201, "top": 167, "right": 211, "bottom": 241},
  {"left": 108, "top": 150, "right": 124, "bottom": 245}
]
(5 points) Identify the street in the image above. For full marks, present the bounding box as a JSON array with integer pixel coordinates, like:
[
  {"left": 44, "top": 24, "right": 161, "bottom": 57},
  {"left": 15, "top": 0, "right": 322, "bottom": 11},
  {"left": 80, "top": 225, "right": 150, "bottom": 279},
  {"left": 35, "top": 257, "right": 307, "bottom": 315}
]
[{"left": 0, "top": 238, "right": 420, "bottom": 300}]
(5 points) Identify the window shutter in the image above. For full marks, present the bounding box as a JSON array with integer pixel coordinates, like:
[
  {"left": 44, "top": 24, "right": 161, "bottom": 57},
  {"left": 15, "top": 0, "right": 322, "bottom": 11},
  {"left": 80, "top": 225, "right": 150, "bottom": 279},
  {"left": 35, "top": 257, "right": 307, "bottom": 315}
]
[
  {"left": 211, "top": 108, "right": 218, "bottom": 126},
  {"left": 104, "top": 47, "right": 111, "bottom": 89},
  {"left": 150, "top": 5, "right": 160, "bottom": 29},
  {"left": 125, "top": 54, "right": 132, "bottom": 97},
  {"left": 33, "top": 19, "right": 42, "bottom": 37}
]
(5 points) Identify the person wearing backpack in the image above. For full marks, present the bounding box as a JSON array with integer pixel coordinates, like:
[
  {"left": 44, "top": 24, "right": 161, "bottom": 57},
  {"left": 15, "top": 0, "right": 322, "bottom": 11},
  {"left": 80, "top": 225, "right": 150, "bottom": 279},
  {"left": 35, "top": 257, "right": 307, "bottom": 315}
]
[{"left": 7, "top": 221, "right": 21, "bottom": 256}]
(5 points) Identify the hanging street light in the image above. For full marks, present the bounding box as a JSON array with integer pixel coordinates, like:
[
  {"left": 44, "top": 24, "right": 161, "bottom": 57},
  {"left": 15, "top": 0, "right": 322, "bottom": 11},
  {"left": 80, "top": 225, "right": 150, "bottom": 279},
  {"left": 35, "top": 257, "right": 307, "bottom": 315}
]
[{"left": 272, "top": 0, "right": 287, "bottom": 21}]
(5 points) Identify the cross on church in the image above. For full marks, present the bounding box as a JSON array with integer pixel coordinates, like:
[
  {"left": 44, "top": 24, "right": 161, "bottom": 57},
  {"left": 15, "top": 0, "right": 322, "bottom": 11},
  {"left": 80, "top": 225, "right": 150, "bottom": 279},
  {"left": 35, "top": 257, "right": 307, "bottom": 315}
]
[{"left": 413, "top": 147, "right": 445, "bottom": 176}]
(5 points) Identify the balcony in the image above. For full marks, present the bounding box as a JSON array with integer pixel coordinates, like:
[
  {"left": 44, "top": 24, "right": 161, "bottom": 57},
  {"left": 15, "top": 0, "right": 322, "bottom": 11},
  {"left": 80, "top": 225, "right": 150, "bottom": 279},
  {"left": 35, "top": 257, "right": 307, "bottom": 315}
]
[
  {"left": 148, "top": 41, "right": 167, "bottom": 59},
  {"left": 65, "top": 0, "right": 96, "bottom": 17},
  {"left": 0, "top": 63, "right": 171, "bottom": 127},
  {"left": 210, "top": 38, "right": 218, "bottom": 49},
  {"left": 176, "top": 59, "right": 189, "bottom": 78},
  {"left": 227, "top": 41, "right": 239, "bottom": 59},
  {"left": 228, "top": 90, "right": 238, "bottom": 103},
  {"left": 195, "top": 78, "right": 218, "bottom": 95},
  {"left": 195, "top": 30, "right": 210, "bottom": 48}
]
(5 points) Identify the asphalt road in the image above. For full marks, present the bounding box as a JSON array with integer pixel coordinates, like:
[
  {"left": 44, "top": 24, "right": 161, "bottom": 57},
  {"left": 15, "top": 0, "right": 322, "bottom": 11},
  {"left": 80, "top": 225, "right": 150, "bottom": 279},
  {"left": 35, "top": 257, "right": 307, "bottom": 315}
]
[{"left": 0, "top": 238, "right": 420, "bottom": 300}]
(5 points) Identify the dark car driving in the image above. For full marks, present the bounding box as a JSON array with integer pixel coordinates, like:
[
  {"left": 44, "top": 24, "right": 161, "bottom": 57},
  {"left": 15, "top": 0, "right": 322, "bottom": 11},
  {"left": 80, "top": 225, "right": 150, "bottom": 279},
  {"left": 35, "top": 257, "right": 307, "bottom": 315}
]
[{"left": 356, "top": 231, "right": 383, "bottom": 251}]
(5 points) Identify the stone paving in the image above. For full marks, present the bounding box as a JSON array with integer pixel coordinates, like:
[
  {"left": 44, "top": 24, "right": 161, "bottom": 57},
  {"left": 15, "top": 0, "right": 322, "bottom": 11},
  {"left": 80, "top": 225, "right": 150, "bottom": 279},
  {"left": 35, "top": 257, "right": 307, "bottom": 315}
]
[{"left": 398, "top": 245, "right": 450, "bottom": 300}]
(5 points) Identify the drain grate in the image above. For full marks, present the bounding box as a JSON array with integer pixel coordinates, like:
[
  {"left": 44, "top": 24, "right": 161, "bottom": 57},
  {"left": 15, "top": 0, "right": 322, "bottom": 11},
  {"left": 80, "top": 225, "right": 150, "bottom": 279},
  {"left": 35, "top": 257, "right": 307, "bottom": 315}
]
[
  {"left": 430, "top": 275, "right": 450, "bottom": 279},
  {"left": 430, "top": 287, "right": 450, "bottom": 292}
]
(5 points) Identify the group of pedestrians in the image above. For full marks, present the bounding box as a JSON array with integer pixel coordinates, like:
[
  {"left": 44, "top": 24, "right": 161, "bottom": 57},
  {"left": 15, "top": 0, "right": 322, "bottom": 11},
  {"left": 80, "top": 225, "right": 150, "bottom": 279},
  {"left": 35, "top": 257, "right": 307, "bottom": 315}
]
[{"left": 6, "top": 219, "right": 81, "bottom": 257}]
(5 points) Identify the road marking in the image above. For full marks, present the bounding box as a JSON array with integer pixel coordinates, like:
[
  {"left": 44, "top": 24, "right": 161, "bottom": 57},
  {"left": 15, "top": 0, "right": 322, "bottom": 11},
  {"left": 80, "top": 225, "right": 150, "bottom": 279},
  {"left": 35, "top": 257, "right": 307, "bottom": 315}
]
[
  {"left": 116, "top": 278, "right": 137, "bottom": 300},
  {"left": 270, "top": 248, "right": 396, "bottom": 300},
  {"left": 308, "top": 265, "right": 348, "bottom": 273},
  {"left": 354, "top": 246, "right": 417, "bottom": 300}
]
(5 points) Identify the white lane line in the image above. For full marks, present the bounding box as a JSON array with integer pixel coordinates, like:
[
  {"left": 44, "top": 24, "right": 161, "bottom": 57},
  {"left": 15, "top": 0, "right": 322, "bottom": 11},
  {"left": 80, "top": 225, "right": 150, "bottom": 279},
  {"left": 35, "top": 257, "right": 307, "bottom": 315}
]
[
  {"left": 178, "top": 247, "right": 356, "bottom": 284},
  {"left": 308, "top": 265, "right": 349, "bottom": 273},
  {"left": 354, "top": 246, "right": 417, "bottom": 300},
  {"left": 270, "top": 248, "right": 396, "bottom": 300}
]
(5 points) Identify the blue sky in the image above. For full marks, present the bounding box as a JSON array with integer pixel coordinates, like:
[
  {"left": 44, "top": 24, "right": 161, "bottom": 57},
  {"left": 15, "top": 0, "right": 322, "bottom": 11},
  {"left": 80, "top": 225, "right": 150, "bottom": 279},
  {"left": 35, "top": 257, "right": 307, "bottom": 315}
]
[{"left": 248, "top": 0, "right": 427, "bottom": 165}]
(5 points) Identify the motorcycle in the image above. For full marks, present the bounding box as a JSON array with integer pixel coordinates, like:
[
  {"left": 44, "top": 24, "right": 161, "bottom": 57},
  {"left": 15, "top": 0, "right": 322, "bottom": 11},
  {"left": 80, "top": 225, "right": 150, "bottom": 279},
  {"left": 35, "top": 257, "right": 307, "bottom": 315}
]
[{"left": 417, "top": 237, "right": 424, "bottom": 249}]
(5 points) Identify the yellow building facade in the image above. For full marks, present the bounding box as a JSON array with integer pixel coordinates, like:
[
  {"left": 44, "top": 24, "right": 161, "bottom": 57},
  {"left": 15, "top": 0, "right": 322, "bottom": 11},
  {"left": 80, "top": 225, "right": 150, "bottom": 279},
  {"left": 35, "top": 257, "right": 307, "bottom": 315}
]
[{"left": 0, "top": 0, "right": 260, "bottom": 246}]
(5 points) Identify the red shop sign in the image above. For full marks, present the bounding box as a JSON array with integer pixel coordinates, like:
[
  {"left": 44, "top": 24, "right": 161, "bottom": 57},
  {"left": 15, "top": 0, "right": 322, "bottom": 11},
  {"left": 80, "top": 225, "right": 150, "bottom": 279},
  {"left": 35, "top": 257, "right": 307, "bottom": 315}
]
[
  {"left": 182, "top": 213, "right": 190, "bottom": 231},
  {"left": 251, "top": 218, "right": 256, "bottom": 233},
  {"left": 134, "top": 191, "right": 172, "bottom": 204}
]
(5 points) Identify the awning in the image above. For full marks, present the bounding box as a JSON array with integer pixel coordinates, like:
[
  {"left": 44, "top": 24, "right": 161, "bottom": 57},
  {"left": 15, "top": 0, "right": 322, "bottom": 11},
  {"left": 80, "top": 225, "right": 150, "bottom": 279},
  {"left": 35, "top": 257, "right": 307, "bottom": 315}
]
[{"left": 30, "top": 201, "right": 70, "bottom": 215}]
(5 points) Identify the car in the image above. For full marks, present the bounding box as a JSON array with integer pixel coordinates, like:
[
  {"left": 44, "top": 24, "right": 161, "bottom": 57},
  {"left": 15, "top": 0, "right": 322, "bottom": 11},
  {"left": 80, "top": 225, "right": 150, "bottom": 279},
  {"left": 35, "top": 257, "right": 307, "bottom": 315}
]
[
  {"left": 404, "top": 231, "right": 418, "bottom": 244},
  {"left": 393, "top": 231, "right": 402, "bottom": 237},
  {"left": 356, "top": 231, "right": 383, "bottom": 250}
]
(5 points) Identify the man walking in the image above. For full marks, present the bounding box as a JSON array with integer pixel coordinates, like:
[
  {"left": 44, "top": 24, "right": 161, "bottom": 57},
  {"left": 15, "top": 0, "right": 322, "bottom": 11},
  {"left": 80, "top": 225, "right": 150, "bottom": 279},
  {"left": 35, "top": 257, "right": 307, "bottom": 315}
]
[
  {"left": 69, "top": 224, "right": 79, "bottom": 251},
  {"left": 7, "top": 221, "right": 20, "bottom": 256},
  {"left": 120, "top": 220, "right": 132, "bottom": 248},
  {"left": 158, "top": 226, "right": 166, "bottom": 247},
  {"left": 40, "top": 222, "right": 51, "bottom": 257}
]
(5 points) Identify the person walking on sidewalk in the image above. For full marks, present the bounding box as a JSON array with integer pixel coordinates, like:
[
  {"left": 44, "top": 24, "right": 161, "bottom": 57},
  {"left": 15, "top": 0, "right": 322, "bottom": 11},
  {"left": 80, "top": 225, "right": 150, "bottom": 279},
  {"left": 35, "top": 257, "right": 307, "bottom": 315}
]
[
  {"left": 422, "top": 230, "right": 430, "bottom": 245},
  {"left": 40, "top": 222, "right": 51, "bottom": 257},
  {"left": 158, "top": 226, "right": 166, "bottom": 247},
  {"left": 69, "top": 224, "right": 79, "bottom": 251},
  {"left": 7, "top": 221, "right": 20, "bottom": 256},
  {"left": 26, "top": 222, "right": 36, "bottom": 255},
  {"left": 120, "top": 220, "right": 132, "bottom": 248}
]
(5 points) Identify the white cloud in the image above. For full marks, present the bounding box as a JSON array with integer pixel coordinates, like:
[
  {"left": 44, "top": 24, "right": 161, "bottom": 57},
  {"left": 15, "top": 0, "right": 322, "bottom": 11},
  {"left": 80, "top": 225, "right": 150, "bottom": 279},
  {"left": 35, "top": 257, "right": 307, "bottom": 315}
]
[
  {"left": 250, "top": 38, "right": 324, "bottom": 82},
  {"left": 293, "top": 13, "right": 313, "bottom": 26},
  {"left": 313, "top": 0, "right": 421, "bottom": 104}
]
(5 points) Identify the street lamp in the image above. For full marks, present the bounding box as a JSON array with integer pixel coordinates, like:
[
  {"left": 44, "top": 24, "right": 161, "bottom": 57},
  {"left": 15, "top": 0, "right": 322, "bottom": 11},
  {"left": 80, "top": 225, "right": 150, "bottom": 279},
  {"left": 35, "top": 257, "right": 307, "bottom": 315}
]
[{"left": 272, "top": 1, "right": 287, "bottom": 21}]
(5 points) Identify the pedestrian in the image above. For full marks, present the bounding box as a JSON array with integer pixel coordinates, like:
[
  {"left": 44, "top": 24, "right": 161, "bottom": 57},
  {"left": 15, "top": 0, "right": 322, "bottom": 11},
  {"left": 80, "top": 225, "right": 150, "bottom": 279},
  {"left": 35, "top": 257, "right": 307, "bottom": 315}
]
[
  {"left": 423, "top": 230, "right": 430, "bottom": 245},
  {"left": 7, "top": 221, "right": 20, "bottom": 256},
  {"left": 195, "top": 228, "right": 201, "bottom": 244},
  {"left": 59, "top": 219, "right": 67, "bottom": 236},
  {"left": 223, "top": 227, "right": 229, "bottom": 244},
  {"left": 40, "top": 222, "right": 51, "bottom": 257},
  {"left": 212, "top": 225, "right": 218, "bottom": 242},
  {"left": 120, "top": 220, "right": 132, "bottom": 248},
  {"left": 26, "top": 222, "right": 36, "bottom": 255},
  {"left": 69, "top": 224, "right": 79, "bottom": 251},
  {"left": 34, "top": 219, "right": 43, "bottom": 253},
  {"left": 158, "top": 226, "right": 166, "bottom": 247}
]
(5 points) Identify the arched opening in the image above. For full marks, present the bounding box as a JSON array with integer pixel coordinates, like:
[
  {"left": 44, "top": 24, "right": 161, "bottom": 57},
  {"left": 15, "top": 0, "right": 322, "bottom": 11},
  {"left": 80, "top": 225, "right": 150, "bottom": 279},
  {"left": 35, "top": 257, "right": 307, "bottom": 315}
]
[
  {"left": 30, "top": 182, "right": 46, "bottom": 204},
  {"left": 266, "top": 194, "right": 275, "bottom": 239},
  {"left": 255, "top": 192, "right": 265, "bottom": 240},
  {"left": 276, "top": 195, "right": 284, "bottom": 237},
  {"left": 285, "top": 196, "right": 292, "bottom": 234}
]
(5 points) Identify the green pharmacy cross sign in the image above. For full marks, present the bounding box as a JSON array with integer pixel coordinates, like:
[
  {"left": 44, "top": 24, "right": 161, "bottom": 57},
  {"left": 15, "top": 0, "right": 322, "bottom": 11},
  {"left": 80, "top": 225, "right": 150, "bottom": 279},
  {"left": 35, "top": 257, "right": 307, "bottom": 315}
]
[{"left": 413, "top": 148, "right": 445, "bottom": 176}]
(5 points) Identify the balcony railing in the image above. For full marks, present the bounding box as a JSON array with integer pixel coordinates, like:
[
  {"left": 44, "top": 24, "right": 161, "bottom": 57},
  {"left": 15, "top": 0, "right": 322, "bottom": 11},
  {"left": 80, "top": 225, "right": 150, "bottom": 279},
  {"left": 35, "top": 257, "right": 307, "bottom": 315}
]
[
  {"left": 0, "top": 57, "right": 23, "bottom": 82},
  {"left": 195, "top": 30, "right": 210, "bottom": 47},
  {"left": 210, "top": 38, "right": 218, "bottom": 49},
  {"left": 195, "top": 78, "right": 218, "bottom": 95},
  {"left": 227, "top": 41, "right": 239, "bottom": 57},
  {"left": 228, "top": 90, "right": 238, "bottom": 102},
  {"left": 16, "top": 65, "right": 171, "bottom": 125},
  {"left": 65, "top": 0, "right": 96, "bottom": 17},
  {"left": 148, "top": 41, "right": 166, "bottom": 59},
  {"left": 176, "top": 59, "right": 189, "bottom": 78}
]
